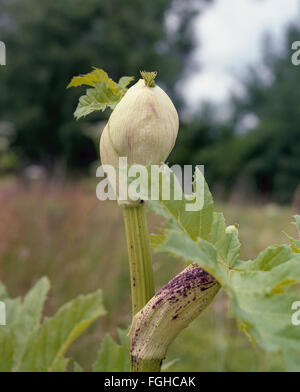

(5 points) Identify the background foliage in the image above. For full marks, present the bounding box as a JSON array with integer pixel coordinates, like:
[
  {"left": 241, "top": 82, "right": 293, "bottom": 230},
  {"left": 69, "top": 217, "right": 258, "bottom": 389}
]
[{"left": 0, "top": 0, "right": 207, "bottom": 172}]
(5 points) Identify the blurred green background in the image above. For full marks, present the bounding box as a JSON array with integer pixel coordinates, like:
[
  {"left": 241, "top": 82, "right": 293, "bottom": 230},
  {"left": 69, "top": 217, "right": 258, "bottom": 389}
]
[{"left": 0, "top": 0, "right": 299, "bottom": 371}]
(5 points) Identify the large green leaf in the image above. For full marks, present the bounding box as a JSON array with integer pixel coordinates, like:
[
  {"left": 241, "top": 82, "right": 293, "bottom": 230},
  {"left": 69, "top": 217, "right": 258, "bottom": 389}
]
[
  {"left": 20, "top": 290, "right": 106, "bottom": 372},
  {"left": 147, "top": 166, "right": 214, "bottom": 241},
  {"left": 0, "top": 278, "right": 106, "bottom": 372},
  {"left": 92, "top": 329, "right": 130, "bottom": 372},
  {"left": 0, "top": 278, "right": 50, "bottom": 371},
  {"left": 151, "top": 168, "right": 300, "bottom": 371},
  {"left": 210, "top": 212, "right": 241, "bottom": 268},
  {"left": 11, "top": 277, "right": 50, "bottom": 370}
]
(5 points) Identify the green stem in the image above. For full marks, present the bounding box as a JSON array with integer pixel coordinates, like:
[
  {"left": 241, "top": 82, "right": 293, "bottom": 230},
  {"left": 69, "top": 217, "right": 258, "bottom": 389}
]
[
  {"left": 122, "top": 203, "right": 155, "bottom": 316},
  {"left": 131, "top": 358, "right": 162, "bottom": 372}
]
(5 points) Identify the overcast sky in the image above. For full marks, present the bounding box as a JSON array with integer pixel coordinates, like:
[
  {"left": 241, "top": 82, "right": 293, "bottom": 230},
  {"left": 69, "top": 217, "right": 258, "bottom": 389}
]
[{"left": 182, "top": 0, "right": 300, "bottom": 110}]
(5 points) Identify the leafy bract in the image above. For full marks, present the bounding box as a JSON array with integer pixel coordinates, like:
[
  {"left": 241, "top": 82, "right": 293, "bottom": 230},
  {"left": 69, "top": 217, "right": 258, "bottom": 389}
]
[
  {"left": 92, "top": 329, "right": 130, "bottom": 372},
  {"left": 67, "top": 67, "right": 119, "bottom": 90},
  {"left": 0, "top": 278, "right": 106, "bottom": 372},
  {"left": 67, "top": 67, "right": 134, "bottom": 119},
  {"left": 150, "top": 167, "right": 300, "bottom": 371}
]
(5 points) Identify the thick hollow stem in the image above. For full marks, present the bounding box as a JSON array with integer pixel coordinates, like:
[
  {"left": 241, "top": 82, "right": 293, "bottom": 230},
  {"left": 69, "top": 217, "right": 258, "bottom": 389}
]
[
  {"left": 131, "top": 358, "right": 162, "bottom": 372},
  {"left": 122, "top": 203, "right": 155, "bottom": 316},
  {"left": 129, "top": 264, "right": 220, "bottom": 372}
]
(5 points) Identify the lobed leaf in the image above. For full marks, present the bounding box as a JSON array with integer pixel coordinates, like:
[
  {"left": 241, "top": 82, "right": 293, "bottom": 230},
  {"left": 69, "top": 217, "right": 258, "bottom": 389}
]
[
  {"left": 118, "top": 76, "right": 135, "bottom": 90},
  {"left": 68, "top": 67, "right": 134, "bottom": 119},
  {"left": 92, "top": 329, "right": 130, "bottom": 372},
  {"left": 67, "top": 67, "right": 118, "bottom": 91},
  {"left": 11, "top": 277, "right": 50, "bottom": 371},
  {"left": 74, "top": 81, "right": 121, "bottom": 119},
  {"left": 151, "top": 168, "right": 300, "bottom": 371},
  {"left": 19, "top": 290, "right": 106, "bottom": 371},
  {"left": 0, "top": 278, "right": 50, "bottom": 371},
  {"left": 149, "top": 166, "right": 214, "bottom": 241}
]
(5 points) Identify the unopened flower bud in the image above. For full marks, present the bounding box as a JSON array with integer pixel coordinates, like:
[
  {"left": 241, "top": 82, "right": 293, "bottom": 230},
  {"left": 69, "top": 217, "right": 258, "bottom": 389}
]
[
  {"left": 100, "top": 73, "right": 179, "bottom": 167},
  {"left": 225, "top": 224, "right": 239, "bottom": 235}
]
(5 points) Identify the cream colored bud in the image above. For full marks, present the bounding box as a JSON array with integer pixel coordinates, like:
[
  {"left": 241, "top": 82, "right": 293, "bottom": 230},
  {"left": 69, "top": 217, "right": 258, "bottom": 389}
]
[
  {"left": 100, "top": 78, "right": 179, "bottom": 167},
  {"left": 225, "top": 224, "right": 239, "bottom": 235}
]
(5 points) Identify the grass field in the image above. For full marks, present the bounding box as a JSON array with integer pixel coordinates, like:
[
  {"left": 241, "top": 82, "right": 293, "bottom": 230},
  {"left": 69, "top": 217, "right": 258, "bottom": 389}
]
[{"left": 0, "top": 178, "right": 298, "bottom": 371}]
